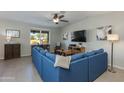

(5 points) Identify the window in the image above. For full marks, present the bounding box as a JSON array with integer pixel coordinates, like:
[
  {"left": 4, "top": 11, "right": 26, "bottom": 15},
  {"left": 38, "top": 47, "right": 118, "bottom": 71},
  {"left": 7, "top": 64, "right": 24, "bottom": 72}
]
[
  {"left": 30, "top": 30, "right": 40, "bottom": 45},
  {"left": 41, "top": 31, "right": 49, "bottom": 44},
  {"left": 30, "top": 30, "right": 49, "bottom": 45}
]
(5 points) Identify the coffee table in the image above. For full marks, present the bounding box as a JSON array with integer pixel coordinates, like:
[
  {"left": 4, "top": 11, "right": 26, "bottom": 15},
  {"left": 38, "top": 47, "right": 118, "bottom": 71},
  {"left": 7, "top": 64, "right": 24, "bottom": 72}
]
[
  {"left": 62, "top": 50, "right": 73, "bottom": 56},
  {"left": 56, "top": 49, "right": 63, "bottom": 55}
]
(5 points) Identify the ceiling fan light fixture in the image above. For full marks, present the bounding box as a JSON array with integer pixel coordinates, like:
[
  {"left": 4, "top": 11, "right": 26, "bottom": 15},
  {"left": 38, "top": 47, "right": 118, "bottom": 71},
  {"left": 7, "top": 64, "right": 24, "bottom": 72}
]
[{"left": 53, "top": 18, "right": 59, "bottom": 23}]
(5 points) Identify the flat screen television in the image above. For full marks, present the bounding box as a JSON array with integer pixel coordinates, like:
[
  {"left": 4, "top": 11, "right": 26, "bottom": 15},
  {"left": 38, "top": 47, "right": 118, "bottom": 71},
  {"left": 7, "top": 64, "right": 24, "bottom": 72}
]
[{"left": 71, "top": 30, "right": 86, "bottom": 42}]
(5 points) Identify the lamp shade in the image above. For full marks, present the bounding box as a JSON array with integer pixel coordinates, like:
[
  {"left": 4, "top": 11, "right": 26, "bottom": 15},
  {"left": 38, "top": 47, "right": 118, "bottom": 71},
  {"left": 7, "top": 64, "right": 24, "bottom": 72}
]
[
  {"left": 107, "top": 34, "right": 119, "bottom": 41},
  {"left": 6, "top": 36, "right": 12, "bottom": 42}
]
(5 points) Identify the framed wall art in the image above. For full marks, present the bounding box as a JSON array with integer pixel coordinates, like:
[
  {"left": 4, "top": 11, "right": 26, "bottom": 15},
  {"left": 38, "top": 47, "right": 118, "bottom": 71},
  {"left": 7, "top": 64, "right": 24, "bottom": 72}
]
[
  {"left": 63, "top": 32, "right": 68, "bottom": 40},
  {"left": 6, "top": 29, "right": 20, "bottom": 38},
  {"left": 96, "top": 25, "right": 112, "bottom": 40}
]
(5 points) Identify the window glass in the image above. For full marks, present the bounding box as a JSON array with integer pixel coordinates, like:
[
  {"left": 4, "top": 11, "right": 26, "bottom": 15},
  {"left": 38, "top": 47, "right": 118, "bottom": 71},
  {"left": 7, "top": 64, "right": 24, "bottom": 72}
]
[
  {"left": 30, "top": 30, "right": 40, "bottom": 45},
  {"left": 30, "top": 30, "right": 49, "bottom": 45},
  {"left": 41, "top": 31, "right": 49, "bottom": 44}
]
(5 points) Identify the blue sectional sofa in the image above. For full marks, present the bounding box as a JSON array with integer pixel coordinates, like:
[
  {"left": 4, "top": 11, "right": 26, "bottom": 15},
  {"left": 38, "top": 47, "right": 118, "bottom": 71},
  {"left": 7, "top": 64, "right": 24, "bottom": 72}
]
[{"left": 32, "top": 47, "right": 108, "bottom": 82}]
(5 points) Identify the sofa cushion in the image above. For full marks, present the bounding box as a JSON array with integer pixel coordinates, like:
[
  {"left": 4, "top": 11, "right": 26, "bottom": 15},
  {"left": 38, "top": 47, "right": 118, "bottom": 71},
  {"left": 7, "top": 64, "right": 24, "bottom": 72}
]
[
  {"left": 33, "top": 46, "right": 37, "bottom": 49},
  {"left": 71, "top": 52, "right": 85, "bottom": 61},
  {"left": 34, "top": 47, "right": 42, "bottom": 52},
  {"left": 33, "top": 46, "right": 39, "bottom": 50},
  {"left": 85, "top": 51, "right": 96, "bottom": 57},
  {"left": 39, "top": 49, "right": 46, "bottom": 55},
  {"left": 46, "top": 52, "right": 56, "bottom": 62},
  {"left": 94, "top": 49, "right": 104, "bottom": 54}
]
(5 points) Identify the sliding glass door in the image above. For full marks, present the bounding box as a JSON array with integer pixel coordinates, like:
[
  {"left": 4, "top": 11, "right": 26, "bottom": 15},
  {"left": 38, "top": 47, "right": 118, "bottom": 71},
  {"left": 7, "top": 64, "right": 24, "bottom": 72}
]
[
  {"left": 30, "top": 30, "right": 49, "bottom": 45},
  {"left": 40, "top": 31, "right": 49, "bottom": 44},
  {"left": 30, "top": 30, "right": 40, "bottom": 45}
]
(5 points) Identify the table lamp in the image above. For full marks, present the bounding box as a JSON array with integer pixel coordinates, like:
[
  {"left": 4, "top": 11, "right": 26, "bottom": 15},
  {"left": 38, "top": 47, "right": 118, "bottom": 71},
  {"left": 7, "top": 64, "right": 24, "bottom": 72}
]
[
  {"left": 6, "top": 36, "right": 12, "bottom": 42},
  {"left": 107, "top": 34, "right": 119, "bottom": 73}
]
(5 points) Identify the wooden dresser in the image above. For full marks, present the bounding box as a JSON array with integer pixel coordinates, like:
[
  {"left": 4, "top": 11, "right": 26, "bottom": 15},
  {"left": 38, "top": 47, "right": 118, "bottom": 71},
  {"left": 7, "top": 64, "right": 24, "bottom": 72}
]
[{"left": 4, "top": 43, "right": 21, "bottom": 60}]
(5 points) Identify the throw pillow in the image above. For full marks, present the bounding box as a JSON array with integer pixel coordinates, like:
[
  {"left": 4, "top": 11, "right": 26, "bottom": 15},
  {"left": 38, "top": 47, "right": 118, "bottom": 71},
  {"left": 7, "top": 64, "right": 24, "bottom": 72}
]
[{"left": 54, "top": 55, "right": 71, "bottom": 69}]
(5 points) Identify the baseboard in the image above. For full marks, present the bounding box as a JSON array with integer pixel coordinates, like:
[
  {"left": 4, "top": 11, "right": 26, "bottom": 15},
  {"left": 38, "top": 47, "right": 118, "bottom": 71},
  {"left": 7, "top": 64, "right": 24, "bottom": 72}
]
[
  {"left": 0, "top": 54, "right": 31, "bottom": 59},
  {"left": 114, "top": 65, "right": 124, "bottom": 70},
  {"left": 108, "top": 64, "right": 124, "bottom": 70},
  {"left": 0, "top": 54, "right": 31, "bottom": 60},
  {"left": 0, "top": 57, "right": 4, "bottom": 60},
  {"left": 21, "top": 54, "right": 31, "bottom": 57}
]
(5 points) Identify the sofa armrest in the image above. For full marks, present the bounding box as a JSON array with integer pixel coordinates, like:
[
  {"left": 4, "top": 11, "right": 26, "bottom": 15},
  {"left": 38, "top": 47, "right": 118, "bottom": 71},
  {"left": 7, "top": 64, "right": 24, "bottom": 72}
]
[{"left": 88, "top": 52, "right": 108, "bottom": 81}]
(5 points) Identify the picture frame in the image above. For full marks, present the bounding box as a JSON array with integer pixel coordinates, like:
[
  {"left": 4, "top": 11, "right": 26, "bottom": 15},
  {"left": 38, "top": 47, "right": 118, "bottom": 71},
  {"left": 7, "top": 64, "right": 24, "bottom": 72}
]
[
  {"left": 96, "top": 25, "right": 112, "bottom": 40},
  {"left": 63, "top": 32, "right": 68, "bottom": 40},
  {"left": 6, "top": 29, "right": 20, "bottom": 38}
]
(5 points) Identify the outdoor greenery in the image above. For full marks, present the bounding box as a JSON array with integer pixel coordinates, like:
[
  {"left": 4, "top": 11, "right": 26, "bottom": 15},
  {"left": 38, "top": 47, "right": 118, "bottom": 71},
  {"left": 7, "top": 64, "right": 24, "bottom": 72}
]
[{"left": 30, "top": 32, "right": 48, "bottom": 45}]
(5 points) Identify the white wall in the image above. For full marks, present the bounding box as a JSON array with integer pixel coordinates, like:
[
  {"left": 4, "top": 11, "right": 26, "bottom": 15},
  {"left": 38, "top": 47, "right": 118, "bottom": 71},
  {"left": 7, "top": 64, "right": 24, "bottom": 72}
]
[
  {"left": 49, "top": 27, "right": 61, "bottom": 52},
  {"left": 0, "top": 19, "right": 60, "bottom": 59},
  {"left": 60, "top": 12, "right": 124, "bottom": 69}
]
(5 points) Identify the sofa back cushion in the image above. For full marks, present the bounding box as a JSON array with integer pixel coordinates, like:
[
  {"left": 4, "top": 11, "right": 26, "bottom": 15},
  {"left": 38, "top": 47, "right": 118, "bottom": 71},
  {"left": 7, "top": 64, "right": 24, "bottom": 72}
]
[
  {"left": 94, "top": 48, "right": 104, "bottom": 54},
  {"left": 46, "top": 52, "right": 56, "bottom": 62},
  {"left": 71, "top": 52, "right": 86, "bottom": 61},
  {"left": 39, "top": 49, "right": 46, "bottom": 55},
  {"left": 34, "top": 46, "right": 44, "bottom": 52},
  {"left": 34, "top": 47, "right": 40, "bottom": 51},
  {"left": 36, "top": 47, "right": 41, "bottom": 51},
  {"left": 85, "top": 51, "right": 96, "bottom": 57},
  {"left": 85, "top": 49, "right": 104, "bottom": 57}
]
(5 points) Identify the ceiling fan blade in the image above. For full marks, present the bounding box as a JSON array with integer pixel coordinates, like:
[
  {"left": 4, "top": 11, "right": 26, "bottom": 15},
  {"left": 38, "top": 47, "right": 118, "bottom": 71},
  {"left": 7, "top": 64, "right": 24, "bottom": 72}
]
[
  {"left": 59, "top": 15, "right": 64, "bottom": 19},
  {"left": 60, "top": 20, "right": 69, "bottom": 22},
  {"left": 53, "top": 14, "right": 58, "bottom": 19}
]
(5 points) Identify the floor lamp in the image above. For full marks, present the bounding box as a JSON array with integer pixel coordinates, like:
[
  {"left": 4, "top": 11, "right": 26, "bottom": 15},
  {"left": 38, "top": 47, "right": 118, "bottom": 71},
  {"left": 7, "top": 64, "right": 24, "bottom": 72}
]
[{"left": 107, "top": 34, "right": 119, "bottom": 73}]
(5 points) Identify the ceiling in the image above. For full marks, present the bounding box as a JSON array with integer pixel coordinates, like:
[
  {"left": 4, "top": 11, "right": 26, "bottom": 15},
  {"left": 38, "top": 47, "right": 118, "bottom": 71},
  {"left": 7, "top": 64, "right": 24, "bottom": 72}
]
[{"left": 0, "top": 11, "right": 110, "bottom": 28}]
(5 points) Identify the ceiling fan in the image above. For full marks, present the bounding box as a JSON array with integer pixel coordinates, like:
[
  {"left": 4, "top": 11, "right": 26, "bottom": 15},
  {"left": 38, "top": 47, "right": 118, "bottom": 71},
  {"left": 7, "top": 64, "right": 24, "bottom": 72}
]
[{"left": 52, "top": 13, "right": 69, "bottom": 24}]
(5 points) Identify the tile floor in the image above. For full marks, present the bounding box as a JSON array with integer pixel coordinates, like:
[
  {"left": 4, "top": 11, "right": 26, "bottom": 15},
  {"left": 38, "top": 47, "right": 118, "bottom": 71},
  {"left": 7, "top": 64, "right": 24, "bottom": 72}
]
[
  {"left": 0, "top": 56, "right": 124, "bottom": 82},
  {"left": 0, "top": 57, "right": 41, "bottom": 82}
]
